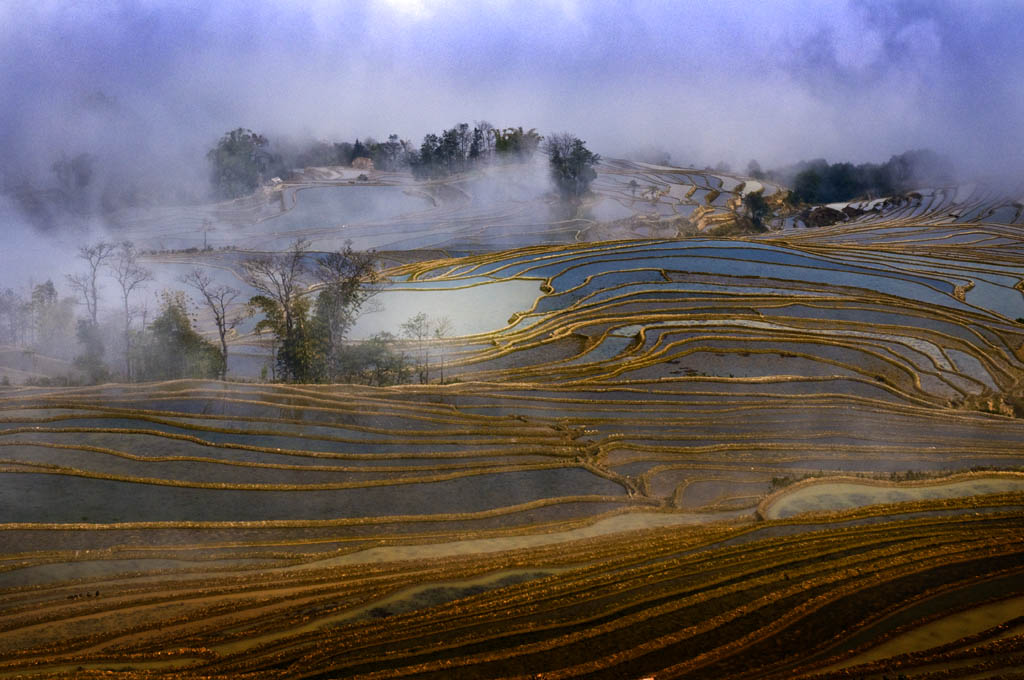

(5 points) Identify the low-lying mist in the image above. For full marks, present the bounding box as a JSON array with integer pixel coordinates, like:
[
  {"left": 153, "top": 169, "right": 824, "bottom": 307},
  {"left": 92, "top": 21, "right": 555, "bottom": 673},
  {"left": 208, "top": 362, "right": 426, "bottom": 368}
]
[
  {"left": 2, "top": 1, "right": 1024, "bottom": 289},
  {"left": 3, "top": 2, "right": 1022, "bottom": 200}
]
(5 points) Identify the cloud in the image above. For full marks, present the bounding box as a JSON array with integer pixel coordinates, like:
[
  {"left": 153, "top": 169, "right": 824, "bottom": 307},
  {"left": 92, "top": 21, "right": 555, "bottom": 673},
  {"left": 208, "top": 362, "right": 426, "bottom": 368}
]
[{"left": 2, "top": 0, "right": 1023, "bottom": 200}]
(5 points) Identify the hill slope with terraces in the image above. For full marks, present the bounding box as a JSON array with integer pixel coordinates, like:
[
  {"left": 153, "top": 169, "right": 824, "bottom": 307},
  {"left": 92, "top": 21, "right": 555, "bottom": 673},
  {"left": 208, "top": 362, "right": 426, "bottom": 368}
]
[{"left": 1, "top": 160, "right": 1024, "bottom": 678}]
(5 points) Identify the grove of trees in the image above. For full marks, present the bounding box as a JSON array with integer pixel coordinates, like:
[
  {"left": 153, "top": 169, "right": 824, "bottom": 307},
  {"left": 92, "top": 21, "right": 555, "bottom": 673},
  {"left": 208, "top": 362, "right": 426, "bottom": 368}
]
[
  {"left": 244, "top": 239, "right": 384, "bottom": 383},
  {"left": 544, "top": 134, "right": 600, "bottom": 200},
  {"left": 240, "top": 240, "right": 460, "bottom": 385},
  {"left": 2, "top": 237, "right": 455, "bottom": 388},
  {"left": 411, "top": 124, "right": 542, "bottom": 179},
  {"left": 1, "top": 261, "right": 220, "bottom": 385},
  {"left": 207, "top": 128, "right": 288, "bottom": 199},
  {"left": 752, "top": 149, "right": 957, "bottom": 205},
  {"left": 207, "top": 122, "right": 547, "bottom": 198},
  {"left": 134, "top": 292, "right": 224, "bottom": 381}
]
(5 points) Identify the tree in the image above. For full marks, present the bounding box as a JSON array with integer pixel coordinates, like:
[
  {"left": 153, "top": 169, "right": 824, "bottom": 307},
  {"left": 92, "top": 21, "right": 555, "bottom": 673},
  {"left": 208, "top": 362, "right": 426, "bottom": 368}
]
[
  {"left": 350, "top": 139, "right": 368, "bottom": 163},
  {"left": 207, "top": 128, "right": 284, "bottom": 199},
  {"left": 399, "top": 313, "right": 452, "bottom": 384},
  {"left": 412, "top": 133, "right": 440, "bottom": 179},
  {"left": 545, "top": 133, "right": 600, "bottom": 200},
  {"left": 73, "top": 318, "right": 108, "bottom": 384},
  {"left": 136, "top": 291, "right": 224, "bottom": 381},
  {"left": 433, "top": 316, "right": 453, "bottom": 384},
  {"left": 30, "top": 281, "right": 76, "bottom": 359},
  {"left": 401, "top": 312, "right": 432, "bottom": 383},
  {"left": 746, "top": 160, "right": 764, "bottom": 179},
  {"left": 742, "top": 191, "right": 770, "bottom": 232},
  {"left": 455, "top": 123, "right": 472, "bottom": 166},
  {"left": 438, "top": 127, "right": 460, "bottom": 173},
  {"left": 333, "top": 141, "right": 354, "bottom": 165},
  {"left": 790, "top": 166, "right": 823, "bottom": 205},
  {"left": 66, "top": 241, "right": 116, "bottom": 325},
  {"left": 0, "top": 288, "right": 29, "bottom": 346},
  {"left": 476, "top": 120, "right": 496, "bottom": 149},
  {"left": 495, "top": 127, "right": 543, "bottom": 159},
  {"left": 334, "top": 332, "right": 411, "bottom": 386},
  {"left": 374, "top": 134, "right": 407, "bottom": 171},
  {"left": 469, "top": 127, "right": 483, "bottom": 161},
  {"left": 108, "top": 242, "right": 152, "bottom": 380},
  {"left": 180, "top": 269, "right": 241, "bottom": 379},
  {"left": 30, "top": 280, "right": 57, "bottom": 310},
  {"left": 243, "top": 239, "right": 315, "bottom": 382},
  {"left": 311, "top": 243, "right": 380, "bottom": 382}
]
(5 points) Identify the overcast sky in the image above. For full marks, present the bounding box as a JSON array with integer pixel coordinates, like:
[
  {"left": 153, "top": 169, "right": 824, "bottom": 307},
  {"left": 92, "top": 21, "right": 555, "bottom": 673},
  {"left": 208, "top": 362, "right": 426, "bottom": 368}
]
[{"left": 2, "top": 0, "right": 1023, "bottom": 183}]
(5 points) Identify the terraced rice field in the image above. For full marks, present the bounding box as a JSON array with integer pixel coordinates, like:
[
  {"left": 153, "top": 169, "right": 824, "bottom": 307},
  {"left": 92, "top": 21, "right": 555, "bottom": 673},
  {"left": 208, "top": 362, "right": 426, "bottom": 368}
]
[{"left": 1, "top": 161, "right": 1023, "bottom": 678}]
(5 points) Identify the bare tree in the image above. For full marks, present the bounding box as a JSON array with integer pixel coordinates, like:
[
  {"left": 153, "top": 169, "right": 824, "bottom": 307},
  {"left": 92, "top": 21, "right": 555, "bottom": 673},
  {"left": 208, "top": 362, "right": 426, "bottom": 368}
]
[
  {"left": 242, "top": 239, "right": 309, "bottom": 338},
  {"left": 400, "top": 314, "right": 455, "bottom": 384},
  {"left": 475, "top": 120, "right": 496, "bottom": 158},
  {"left": 181, "top": 268, "right": 241, "bottom": 380},
  {"left": 401, "top": 312, "right": 431, "bottom": 384},
  {"left": 433, "top": 316, "right": 454, "bottom": 384},
  {"left": 109, "top": 241, "right": 152, "bottom": 380},
  {"left": 66, "top": 242, "right": 116, "bottom": 325},
  {"left": 0, "top": 288, "right": 29, "bottom": 346}
]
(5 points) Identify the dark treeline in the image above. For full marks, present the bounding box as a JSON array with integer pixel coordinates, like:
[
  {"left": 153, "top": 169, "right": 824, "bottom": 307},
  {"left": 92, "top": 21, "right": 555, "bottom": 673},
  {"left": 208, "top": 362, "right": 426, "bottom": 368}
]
[
  {"left": 208, "top": 122, "right": 546, "bottom": 199},
  {"left": 747, "top": 149, "right": 956, "bottom": 205},
  {"left": 207, "top": 123, "right": 601, "bottom": 205},
  {"left": 411, "top": 124, "right": 542, "bottom": 179}
]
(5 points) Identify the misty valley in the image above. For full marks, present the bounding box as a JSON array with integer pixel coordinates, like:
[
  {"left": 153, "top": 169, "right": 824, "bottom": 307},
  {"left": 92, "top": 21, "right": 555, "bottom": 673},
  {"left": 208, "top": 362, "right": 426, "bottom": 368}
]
[{"left": 1, "top": 125, "right": 1023, "bottom": 679}]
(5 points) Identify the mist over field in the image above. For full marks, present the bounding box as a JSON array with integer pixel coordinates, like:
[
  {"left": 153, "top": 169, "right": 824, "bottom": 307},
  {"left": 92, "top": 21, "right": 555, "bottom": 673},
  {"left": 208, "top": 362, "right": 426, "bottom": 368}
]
[
  {"left": 3, "top": 0, "right": 1024, "bottom": 199},
  {"left": 5, "top": 4, "right": 1024, "bottom": 677}
]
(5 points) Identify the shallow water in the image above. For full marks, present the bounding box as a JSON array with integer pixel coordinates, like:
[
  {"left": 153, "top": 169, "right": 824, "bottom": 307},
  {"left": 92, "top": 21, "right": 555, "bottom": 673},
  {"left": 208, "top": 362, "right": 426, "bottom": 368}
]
[
  {"left": 0, "top": 467, "right": 624, "bottom": 522},
  {"left": 263, "top": 186, "right": 431, "bottom": 229},
  {"left": 764, "top": 477, "right": 1024, "bottom": 519},
  {"left": 349, "top": 278, "right": 541, "bottom": 338}
]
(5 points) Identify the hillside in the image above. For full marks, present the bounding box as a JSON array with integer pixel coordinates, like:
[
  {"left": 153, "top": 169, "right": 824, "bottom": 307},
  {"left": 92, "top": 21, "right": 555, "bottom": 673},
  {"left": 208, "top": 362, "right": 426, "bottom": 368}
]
[{"left": 1, "top": 160, "right": 1024, "bottom": 678}]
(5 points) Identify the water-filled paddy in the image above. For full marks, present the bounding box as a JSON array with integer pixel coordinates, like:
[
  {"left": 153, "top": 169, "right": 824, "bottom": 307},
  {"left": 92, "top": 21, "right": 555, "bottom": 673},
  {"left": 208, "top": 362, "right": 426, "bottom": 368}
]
[
  {"left": 762, "top": 475, "right": 1024, "bottom": 519},
  {"left": 588, "top": 198, "right": 635, "bottom": 221},
  {"left": 824, "top": 589, "right": 1024, "bottom": 672},
  {"left": 263, "top": 186, "right": 431, "bottom": 229},
  {"left": 0, "top": 467, "right": 623, "bottom": 522},
  {"left": 520, "top": 248, "right": 963, "bottom": 313},
  {"left": 9, "top": 172, "right": 1024, "bottom": 677},
  {"left": 349, "top": 278, "right": 540, "bottom": 338}
]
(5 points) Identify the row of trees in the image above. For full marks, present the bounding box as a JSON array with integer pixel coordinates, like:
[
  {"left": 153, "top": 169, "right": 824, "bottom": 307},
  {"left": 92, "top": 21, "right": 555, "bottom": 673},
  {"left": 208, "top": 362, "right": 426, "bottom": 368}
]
[
  {"left": 0, "top": 281, "right": 76, "bottom": 354},
  {"left": 4, "top": 237, "right": 455, "bottom": 387},
  {"left": 411, "top": 124, "right": 544, "bottom": 179},
  {"left": 58, "top": 241, "right": 232, "bottom": 384},
  {"left": 0, "top": 269, "right": 225, "bottom": 386},
  {"left": 745, "top": 150, "right": 956, "bottom": 205},
  {"left": 207, "top": 122, "right": 552, "bottom": 198}
]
